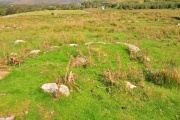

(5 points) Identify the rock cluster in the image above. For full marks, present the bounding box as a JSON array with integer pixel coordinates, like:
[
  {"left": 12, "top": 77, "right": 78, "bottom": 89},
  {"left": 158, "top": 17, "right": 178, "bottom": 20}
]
[{"left": 1, "top": 25, "right": 22, "bottom": 29}]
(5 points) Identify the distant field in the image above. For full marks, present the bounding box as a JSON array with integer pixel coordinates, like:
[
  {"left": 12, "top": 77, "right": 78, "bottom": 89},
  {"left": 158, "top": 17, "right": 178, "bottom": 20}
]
[
  {"left": 0, "top": 9, "right": 179, "bottom": 120},
  {"left": 3, "top": 10, "right": 88, "bottom": 17}
]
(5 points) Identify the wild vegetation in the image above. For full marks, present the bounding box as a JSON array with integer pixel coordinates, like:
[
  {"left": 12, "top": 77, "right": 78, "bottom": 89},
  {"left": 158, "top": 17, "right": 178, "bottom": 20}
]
[{"left": 0, "top": 8, "right": 180, "bottom": 119}]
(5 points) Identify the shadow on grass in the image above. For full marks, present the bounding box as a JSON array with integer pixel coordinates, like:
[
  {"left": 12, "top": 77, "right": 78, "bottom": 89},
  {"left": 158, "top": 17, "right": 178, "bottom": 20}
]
[{"left": 171, "top": 17, "right": 180, "bottom": 20}]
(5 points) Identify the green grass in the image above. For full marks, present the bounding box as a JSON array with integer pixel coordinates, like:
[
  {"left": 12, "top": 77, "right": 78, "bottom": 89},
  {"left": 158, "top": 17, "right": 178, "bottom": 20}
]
[{"left": 0, "top": 9, "right": 180, "bottom": 120}]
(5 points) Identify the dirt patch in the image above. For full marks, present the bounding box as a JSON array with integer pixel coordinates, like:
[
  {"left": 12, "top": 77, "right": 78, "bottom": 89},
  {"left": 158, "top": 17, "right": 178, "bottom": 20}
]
[{"left": 0, "top": 71, "right": 10, "bottom": 80}]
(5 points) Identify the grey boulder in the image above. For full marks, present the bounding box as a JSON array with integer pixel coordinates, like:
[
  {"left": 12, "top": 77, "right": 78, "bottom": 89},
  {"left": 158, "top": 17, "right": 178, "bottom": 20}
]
[{"left": 41, "top": 83, "right": 70, "bottom": 97}]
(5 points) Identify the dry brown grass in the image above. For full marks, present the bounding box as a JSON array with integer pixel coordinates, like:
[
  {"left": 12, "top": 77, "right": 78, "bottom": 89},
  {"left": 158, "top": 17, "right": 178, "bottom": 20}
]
[
  {"left": 10, "top": 53, "right": 23, "bottom": 67},
  {"left": 146, "top": 67, "right": 180, "bottom": 88},
  {"left": 127, "top": 63, "right": 145, "bottom": 85}
]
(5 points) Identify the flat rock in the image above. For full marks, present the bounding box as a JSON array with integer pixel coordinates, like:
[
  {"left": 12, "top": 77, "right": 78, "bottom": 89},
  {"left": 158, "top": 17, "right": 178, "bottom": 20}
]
[
  {"left": 76, "top": 57, "right": 86, "bottom": 63},
  {"left": 51, "top": 46, "right": 60, "bottom": 49},
  {"left": 116, "top": 42, "right": 140, "bottom": 52},
  {"left": 41, "top": 83, "right": 70, "bottom": 96},
  {"left": 30, "top": 50, "right": 40, "bottom": 54},
  {"left": 0, "top": 115, "right": 15, "bottom": 120},
  {"left": 126, "top": 81, "right": 136, "bottom": 89},
  {"left": 69, "top": 44, "right": 78, "bottom": 47},
  {"left": 14, "top": 40, "right": 25, "bottom": 45}
]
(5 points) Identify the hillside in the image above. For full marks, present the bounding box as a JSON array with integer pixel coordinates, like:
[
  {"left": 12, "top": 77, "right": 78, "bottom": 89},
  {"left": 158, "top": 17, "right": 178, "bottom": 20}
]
[
  {"left": 0, "top": 9, "right": 180, "bottom": 119},
  {"left": 0, "top": 0, "right": 84, "bottom": 4},
  {"left": 0, "top": 0, "right": 180, "bottom": 5}
]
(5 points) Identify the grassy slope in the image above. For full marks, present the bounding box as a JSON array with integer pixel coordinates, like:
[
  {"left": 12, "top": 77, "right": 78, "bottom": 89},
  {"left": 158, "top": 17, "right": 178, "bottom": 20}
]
[{"left": 0, "top": 9, "right": 180, "bottom": 120}]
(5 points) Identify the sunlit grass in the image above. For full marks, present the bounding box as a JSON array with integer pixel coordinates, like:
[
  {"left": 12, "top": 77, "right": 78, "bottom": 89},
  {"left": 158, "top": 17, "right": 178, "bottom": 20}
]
[{"left": 0, "top": 9, "right": 179, "bottom": 120}]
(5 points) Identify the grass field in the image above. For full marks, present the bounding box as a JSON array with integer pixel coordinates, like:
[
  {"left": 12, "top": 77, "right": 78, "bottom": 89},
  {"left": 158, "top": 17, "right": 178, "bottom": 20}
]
[
  {"left": 0, "top": 9, "right": 180, "bottom": 120},
  {"left": 3, "top": 10, "right": 88, "bottom": 17}
]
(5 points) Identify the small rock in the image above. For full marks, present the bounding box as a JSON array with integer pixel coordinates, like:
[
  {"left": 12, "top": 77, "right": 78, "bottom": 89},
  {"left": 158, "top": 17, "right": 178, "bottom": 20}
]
[
  {"left": 76, "top": 57, "right": 86, "bottom": 63},
  {"left": 69, "top": 44, "right": 78, "bottom": 47},
  {"left": 14, "top": 40, "right": 25, "bottom": 45},
  {"left": 59, "top": 85, "right": 70, "bottom": 97},
  {"left": 51, "top": 46, "right": 60, "bottom": 49},
  {"left": 24, "top": 110, "right": 28, "bottom": 115},
  {"left": 30, "top": 50, "right": 40, "bottom": 54},
  {"left": 103, "top": 53, "right": 107, "bottom": 56},
  {"left": 126, "top": 81, "right": 136, "bottom": 89},
  {"left": 146, "top": 57, "right": 150, "bottom": 61}
]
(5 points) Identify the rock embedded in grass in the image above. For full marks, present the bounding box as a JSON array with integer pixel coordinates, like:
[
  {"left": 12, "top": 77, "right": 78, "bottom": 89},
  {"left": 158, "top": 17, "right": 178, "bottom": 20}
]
[
  {"left": 41, "top": 83, "right": 70, "bottom": 97},
  {"left": 69, "top": 44, "right": 78, "bottom": 47},
  {"left": 41, "top": 83, "right": 58, "bottom": 93},
  {"left": 116, "top": 42, "right": 140, "bottom": 53},
  {"left": 51, "top": 46, "right": 60, "bottom": 49},
  {"left": 126, "top": 81, "right": 137, "bottom": 89},
  {"left": 128, "top": 44, "right": 140, "bottom": 53},
  {"left": 14, "top": 40, "right": 25, "bottom": 45},
  {"left": 0, "top": 115, "right": 15, "bottom": 120},
  {"left": 146, "top": 57, "right": 150, "bottom": 61},
  {"left": 30, "top": 50, "right": 40, "bottom": 54},
  {"left": 76, "top": 57, "right": 86, "bottom": 64},
  {"left": 59, "top": 85, "right": 70, "bottom": 97}
]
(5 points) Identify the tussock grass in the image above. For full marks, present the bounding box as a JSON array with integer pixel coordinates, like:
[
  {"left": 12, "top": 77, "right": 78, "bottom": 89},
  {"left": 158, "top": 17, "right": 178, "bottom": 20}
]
[{"left": 145, "top": 67, "right": 180, "bottom": 88}]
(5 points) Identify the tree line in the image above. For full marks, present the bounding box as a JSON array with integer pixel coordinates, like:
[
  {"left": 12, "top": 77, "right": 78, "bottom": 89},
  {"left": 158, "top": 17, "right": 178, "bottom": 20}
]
[{"left": 0, "top": 1, "right": 180, "bottom": 16}]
